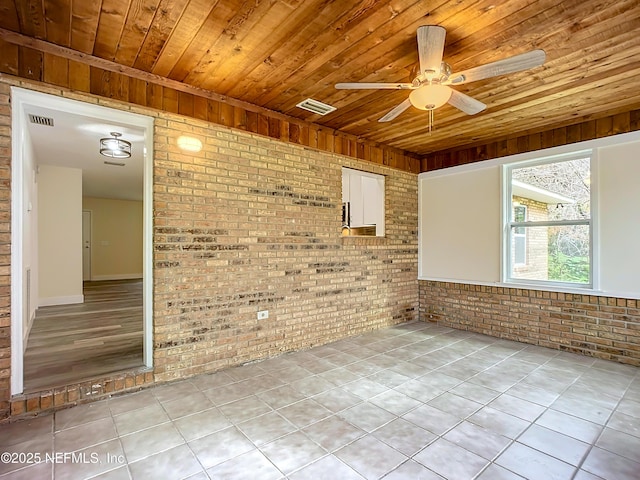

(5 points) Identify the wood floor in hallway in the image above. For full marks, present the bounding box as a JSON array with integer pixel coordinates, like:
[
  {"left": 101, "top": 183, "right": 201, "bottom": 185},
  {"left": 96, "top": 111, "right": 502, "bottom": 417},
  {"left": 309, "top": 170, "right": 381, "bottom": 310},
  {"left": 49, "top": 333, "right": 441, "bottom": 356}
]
[{"left": 23, "top": 279, "right": 144, "bottom": 393}]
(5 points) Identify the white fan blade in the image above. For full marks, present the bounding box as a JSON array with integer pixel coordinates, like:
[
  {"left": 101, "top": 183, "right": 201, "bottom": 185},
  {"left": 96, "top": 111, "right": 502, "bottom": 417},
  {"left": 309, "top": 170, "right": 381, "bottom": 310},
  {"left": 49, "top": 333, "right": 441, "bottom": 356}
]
[
  {"left": 417, "top": 25, "right": 446, "bottom": 78},
  {"left": 378, "top": 98, "right": 412, "bottom": 122},
  {"left": 445, "top": 49, "right": 546, "bottom": 85},
  {"left": 447, "top": 90, "right": 486, "bottom": 115},
  {"left": 335, "top": 82, "right": 415, "bottom": 90}
]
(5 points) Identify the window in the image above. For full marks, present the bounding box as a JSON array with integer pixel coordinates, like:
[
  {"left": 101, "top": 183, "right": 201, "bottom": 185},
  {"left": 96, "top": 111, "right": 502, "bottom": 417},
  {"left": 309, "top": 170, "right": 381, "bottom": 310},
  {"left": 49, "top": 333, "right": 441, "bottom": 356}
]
[
  {"left": 504, "top": 153, "right": 592, "bottom": 286},
  {"left": 342, "top": 167, "right": 385, "bottom": 236}
]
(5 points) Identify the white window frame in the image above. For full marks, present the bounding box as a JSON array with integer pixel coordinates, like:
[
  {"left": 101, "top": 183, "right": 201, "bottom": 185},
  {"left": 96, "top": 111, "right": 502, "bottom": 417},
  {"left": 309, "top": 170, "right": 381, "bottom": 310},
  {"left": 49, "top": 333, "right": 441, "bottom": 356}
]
[{"left": 502, "top": 150, "right": 595, "bottom": 289}]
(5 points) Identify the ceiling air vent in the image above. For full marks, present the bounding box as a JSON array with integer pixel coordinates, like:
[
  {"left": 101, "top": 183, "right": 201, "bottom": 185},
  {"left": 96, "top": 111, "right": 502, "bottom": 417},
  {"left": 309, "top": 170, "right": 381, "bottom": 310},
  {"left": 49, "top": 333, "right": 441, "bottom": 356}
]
[
  {"left": 295, "top": 98, "right": 337, "bottom": 116},
  {"left": 28, "top": 114, "right": 54, "bottom": 127}
]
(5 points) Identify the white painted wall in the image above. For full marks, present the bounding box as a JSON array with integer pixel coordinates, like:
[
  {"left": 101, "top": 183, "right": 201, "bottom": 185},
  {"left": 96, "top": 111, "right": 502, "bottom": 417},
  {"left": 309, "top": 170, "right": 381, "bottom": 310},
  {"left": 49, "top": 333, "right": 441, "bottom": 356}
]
[
  {"left": 419, "top": 167, "right": 501, "bottom": 282},
  {"left": 22, "top": 131, "right": 38, "bottom": 347},
  {"left": 418, "top": 130, "right": 640, "bottom": 299},
  {"left": 82, "top": 196, "right": 143, "bottom": 280},
  {"left": 37, "top": 164, "right": 83, "bottom": 306},
  {"left": 597, "top": 141, "right": 640, "bottom": 297}
]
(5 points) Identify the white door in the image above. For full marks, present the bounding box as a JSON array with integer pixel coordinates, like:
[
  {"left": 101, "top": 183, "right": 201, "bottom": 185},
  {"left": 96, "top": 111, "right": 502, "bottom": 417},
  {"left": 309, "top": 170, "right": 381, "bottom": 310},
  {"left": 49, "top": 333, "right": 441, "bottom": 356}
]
[{"left": 82, "top": 210, "right": 91, "bottom": 281}]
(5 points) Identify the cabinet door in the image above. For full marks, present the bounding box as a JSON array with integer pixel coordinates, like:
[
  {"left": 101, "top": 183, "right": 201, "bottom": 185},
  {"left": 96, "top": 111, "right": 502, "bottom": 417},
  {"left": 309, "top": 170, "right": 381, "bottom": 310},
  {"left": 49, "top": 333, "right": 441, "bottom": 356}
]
[
  {"left": 362, "top": 175, "right": 380, "bottom": 226},
  {"left": 349, "top": 172, "right": 364, "bottom": 226},
  {"left": 342, "top": 167, "right": 385, "bottom": 236}
]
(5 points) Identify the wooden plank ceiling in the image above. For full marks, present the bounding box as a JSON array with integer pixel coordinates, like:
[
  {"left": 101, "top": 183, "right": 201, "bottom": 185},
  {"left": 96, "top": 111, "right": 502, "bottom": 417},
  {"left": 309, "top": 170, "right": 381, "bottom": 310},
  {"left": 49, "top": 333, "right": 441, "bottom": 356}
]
[{"left": 2, "top": 0, "right": 640, "bottom": 158}]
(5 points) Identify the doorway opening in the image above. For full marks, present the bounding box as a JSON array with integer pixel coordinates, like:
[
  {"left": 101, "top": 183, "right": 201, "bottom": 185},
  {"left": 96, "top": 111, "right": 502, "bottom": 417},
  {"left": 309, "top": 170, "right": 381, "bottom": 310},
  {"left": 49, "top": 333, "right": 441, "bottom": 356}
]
[{"left": 10, "top": 88, "right": 154, "bottom": 395}]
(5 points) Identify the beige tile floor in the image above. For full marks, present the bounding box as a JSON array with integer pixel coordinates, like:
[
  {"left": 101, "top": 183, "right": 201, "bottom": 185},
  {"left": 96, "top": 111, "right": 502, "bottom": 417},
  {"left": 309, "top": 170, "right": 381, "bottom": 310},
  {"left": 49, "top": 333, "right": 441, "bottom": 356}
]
[{"left": 1, "top": 321, "right": 639, "bottom": 480}]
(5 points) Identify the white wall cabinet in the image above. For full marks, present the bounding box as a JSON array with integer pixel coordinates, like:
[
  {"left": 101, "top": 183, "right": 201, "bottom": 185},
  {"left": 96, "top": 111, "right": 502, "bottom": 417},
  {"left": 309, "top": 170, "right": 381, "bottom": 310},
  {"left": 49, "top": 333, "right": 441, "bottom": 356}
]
[{"left": 342, "top": 167, "right": 385, "bottom": 236}]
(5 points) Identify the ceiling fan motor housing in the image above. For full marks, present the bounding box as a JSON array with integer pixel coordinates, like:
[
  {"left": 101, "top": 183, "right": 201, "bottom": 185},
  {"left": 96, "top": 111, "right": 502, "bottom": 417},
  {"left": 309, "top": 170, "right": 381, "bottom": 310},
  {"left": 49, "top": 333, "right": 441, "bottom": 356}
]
[{"left": 418, "top": 62, "right": 452, "bottom": 85}]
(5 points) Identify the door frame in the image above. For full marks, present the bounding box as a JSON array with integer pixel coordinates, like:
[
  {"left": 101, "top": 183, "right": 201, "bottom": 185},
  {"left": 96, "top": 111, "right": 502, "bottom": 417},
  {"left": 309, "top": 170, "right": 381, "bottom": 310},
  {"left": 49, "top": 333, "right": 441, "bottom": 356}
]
[{"left": 10, "top": 87, "right": 154, "bottom": 395}]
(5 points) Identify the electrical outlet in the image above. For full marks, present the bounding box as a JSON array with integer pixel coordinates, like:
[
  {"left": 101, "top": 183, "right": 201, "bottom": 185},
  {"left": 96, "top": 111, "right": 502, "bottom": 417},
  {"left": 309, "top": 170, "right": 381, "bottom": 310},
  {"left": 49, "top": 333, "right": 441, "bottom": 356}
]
[{"left": 257, "top": 310, "right": 269, "bottom": 320}]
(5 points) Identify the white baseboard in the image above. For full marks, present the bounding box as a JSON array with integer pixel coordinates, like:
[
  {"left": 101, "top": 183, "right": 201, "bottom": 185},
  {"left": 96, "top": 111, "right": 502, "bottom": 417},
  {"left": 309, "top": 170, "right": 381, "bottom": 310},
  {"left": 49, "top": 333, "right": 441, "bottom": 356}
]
[
  {"left": 39, "top": 294, "right": 84, "bottom": 307},
  {"left": 90, "top": 274, "right": 143, "bottom": 281}
]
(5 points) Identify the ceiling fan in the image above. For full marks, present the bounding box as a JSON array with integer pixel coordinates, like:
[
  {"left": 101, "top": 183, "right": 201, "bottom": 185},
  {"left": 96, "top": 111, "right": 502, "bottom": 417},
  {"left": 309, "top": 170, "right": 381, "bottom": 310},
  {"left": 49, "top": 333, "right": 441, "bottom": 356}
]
[{"left": 335, "top": 25, "right": 546, "bottom": 124}]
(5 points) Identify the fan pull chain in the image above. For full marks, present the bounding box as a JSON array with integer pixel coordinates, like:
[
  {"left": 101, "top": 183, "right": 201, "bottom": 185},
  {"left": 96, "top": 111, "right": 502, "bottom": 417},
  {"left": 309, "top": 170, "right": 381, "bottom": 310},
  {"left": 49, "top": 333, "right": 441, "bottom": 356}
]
[{"left": 428, "top": 109, "right": 434, "bottom": 134}]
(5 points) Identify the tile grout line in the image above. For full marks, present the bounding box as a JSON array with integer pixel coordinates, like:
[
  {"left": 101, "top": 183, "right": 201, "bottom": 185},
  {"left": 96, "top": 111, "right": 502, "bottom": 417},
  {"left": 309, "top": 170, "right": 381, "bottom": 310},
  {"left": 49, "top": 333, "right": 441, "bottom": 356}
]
[
  {"left": 12, "top": 321, "right": 638, "bottom": 480},
  {"left": 569, "top": 367, "right": 640, "bottom": 479}
]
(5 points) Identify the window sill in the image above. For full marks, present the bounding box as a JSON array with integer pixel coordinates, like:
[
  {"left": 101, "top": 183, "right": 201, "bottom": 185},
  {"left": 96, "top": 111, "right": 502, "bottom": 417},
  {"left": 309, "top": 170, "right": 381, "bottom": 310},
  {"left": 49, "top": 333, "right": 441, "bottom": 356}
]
[{"left": 417, "top": 276, "right": 640, "bottom": 300}]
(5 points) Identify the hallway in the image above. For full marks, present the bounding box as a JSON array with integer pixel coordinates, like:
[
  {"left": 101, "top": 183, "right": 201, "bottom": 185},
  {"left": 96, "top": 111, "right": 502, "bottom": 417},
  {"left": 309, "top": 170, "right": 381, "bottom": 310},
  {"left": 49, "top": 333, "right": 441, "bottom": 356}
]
[{"left": 23, "top": 280, "right": 144, "bottom": 392}]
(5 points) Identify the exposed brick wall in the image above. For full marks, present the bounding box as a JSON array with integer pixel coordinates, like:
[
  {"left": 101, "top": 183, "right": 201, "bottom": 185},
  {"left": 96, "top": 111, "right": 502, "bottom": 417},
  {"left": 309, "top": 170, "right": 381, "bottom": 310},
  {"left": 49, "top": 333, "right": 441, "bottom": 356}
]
[
  {"left": 419, "top": 281, "right": 640, "bottom": 366},
  {"left": 152, "top": 115, "right": 419, "bottom": 383},
  {"left": 0, "top": 82, "right": 11, "bottom": 419},
  {"left": 0, "top": 78, "right": 418, "bottom": 419},
  {"left": 10, "top": 369, "right": 153, "bottom": 418}
]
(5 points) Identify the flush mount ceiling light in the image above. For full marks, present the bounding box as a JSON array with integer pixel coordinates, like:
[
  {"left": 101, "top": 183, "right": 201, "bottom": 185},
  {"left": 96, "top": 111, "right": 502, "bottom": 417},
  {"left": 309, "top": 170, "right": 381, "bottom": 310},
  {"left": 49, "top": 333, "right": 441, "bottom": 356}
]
[{"left": 100, "top": 132, "right": 131, "bottom": 159}]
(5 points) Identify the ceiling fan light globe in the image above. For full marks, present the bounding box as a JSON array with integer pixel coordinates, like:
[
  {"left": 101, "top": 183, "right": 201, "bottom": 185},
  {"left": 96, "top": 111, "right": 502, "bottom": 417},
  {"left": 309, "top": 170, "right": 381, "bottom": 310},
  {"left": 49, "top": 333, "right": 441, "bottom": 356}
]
[{"left": 409, "top": 84, "right": 452, "bottom": 110}]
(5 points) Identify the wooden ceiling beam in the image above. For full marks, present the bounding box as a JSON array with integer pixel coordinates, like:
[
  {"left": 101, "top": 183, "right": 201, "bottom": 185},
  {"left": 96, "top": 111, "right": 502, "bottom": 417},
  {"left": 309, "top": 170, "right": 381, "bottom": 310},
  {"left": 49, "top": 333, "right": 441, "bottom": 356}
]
[
  {"left": 0, "top": 27, "right": 302, "bottom": 123},
  {"left": 0, "top": 28, "right": 419, "bottom": 174}
]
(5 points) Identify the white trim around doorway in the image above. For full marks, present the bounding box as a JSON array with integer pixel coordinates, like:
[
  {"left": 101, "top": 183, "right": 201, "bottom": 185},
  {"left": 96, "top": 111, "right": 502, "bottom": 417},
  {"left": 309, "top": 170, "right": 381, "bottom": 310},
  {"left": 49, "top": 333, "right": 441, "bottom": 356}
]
[{"left": 10, "top": 87, "right": 154, "bottom": 395}]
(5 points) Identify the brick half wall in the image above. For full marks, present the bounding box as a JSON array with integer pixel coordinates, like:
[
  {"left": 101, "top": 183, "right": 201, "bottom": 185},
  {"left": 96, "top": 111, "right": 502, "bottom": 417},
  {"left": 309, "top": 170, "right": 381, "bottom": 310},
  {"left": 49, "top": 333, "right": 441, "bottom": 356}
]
[{"left": 419, "top": 280, "right": 640, "bottom": 366}]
